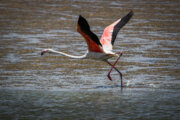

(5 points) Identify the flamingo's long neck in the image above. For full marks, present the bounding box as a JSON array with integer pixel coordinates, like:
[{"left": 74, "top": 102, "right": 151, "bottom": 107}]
[{"left": 47, "top": 49, "right": 87, "bottom": 59}]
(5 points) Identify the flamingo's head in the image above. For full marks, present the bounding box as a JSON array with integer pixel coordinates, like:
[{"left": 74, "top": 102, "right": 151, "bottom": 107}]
[{"left": 41, "top": 49, "right": 49, "bottom": 56}]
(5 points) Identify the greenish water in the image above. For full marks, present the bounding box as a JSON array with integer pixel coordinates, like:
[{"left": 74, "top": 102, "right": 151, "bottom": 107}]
[
  {"left": 0, "top": 0, "right": 180, "bottom": 119},
  {"left": 0, "top": 88, "right": 179, "bottom": 120}
]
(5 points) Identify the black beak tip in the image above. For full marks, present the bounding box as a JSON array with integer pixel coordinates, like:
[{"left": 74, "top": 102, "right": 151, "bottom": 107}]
[{"left": 41, "top": 52, "right": 44, "bottom": 56}]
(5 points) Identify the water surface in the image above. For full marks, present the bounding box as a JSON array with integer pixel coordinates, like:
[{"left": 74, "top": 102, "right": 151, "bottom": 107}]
[{"left": 0, "top": 0, "right": 180, "bottom": 119}]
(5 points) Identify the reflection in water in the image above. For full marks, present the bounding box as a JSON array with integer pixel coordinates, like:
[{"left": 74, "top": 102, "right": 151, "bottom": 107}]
[{"left": 0, "top": 0, "right": 179, "bottom": 119}]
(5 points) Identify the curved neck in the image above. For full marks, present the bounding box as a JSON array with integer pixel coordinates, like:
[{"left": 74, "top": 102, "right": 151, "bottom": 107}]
[{"left": 48, "top": 49, "right": 87, "bottom": 59}]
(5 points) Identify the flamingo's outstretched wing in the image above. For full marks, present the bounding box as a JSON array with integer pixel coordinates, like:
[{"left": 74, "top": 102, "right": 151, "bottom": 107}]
[
  {"left": 100, "top": 11, "right": 133, "bottom": 52},
  {"left": 77, "top": 15, "right": 103, "bottom": 53}
]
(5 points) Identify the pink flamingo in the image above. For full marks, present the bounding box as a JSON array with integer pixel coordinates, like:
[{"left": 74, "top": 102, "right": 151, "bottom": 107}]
[{"left": 41, "top": 11, "right": 133, "bottom": 87}]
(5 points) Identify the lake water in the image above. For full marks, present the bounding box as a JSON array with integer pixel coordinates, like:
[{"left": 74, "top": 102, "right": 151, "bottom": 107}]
[{"left": 0, "top": 0, "right": 180, "bottom": 119}]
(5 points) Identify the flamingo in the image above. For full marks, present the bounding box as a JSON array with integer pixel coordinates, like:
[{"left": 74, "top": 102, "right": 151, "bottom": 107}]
[{"left": 41, "top": 11, "right": 133, "bottom": 87}]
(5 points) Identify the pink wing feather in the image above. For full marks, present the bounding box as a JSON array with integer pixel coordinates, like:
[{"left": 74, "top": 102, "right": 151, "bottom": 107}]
[
  {"left": 100, "top": 11, "right": 133, "bottom": 52},
  {"left": 100, "top": 19, "right": 121, "bottom": 52}
]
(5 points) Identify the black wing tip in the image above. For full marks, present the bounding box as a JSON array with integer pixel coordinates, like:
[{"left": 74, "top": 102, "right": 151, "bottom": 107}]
[
  {"left": 126, "top": 10, "right": 134, "bottom": 19},
  {"left": 129, "top": 10, "right": 134, "bottom": 18},
  {"left": 78, "top": 15, "right": 86, "bottom": 24},
  {"left": 129, "top": 10, "right": 134, "bottom": 16},
  {"left": 78, "top": 15, "right": 83, "bottom": 20},
  {"left": 78, "top": 15, "right": 89, "bottom": 27},
  {"left": 78, "top": 15, "right": 82, "bottom": 23},
  {"left": 121, "top": 10, "right": 134, "bottom": 24},
  {"left": 79, "top": 15, "right": 83, "bottom": 18}
]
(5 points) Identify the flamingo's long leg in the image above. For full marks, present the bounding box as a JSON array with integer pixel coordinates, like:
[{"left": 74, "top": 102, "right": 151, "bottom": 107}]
[{"left": 106, "top": 52, "right": 123, "bottom": 87}]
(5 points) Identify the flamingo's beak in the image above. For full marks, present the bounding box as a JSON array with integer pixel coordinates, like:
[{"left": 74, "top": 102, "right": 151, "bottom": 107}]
[
  {"left": 41, "top": 49, "right": 48, "bottom": 56},
  {"left": 41, "top": 51, "right": 44, "bottom": 56}
]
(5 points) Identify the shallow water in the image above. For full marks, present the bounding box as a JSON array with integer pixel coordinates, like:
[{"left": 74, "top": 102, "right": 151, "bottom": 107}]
[
  {"left": 0, "top": 0, "right": 180, "bottom": 119},
  {"left": 0, "top": 88, "right": 179, "bottom": 119}
]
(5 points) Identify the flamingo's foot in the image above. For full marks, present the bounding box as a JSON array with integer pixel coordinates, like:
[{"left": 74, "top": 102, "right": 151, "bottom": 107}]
[
  {"left": 107, "top": 74, "right": 112, "bottom": 81},
  {"left": 41, "top": 49, "right": 48, "bottom": 56}
]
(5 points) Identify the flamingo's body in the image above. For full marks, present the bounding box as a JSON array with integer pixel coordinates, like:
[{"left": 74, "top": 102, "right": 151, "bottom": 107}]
[{"left": 41, "top": 11, "right": 133, "bottom": 87}]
